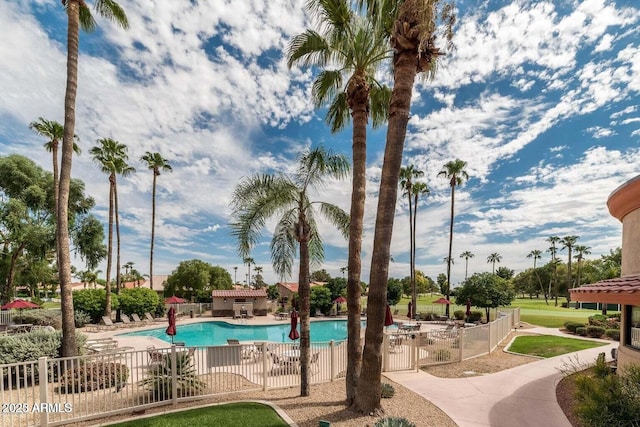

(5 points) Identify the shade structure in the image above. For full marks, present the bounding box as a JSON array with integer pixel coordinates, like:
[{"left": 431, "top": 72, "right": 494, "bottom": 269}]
[
  {"left": 288, "top": 310, "right": 300, "bottom": 341},
  {"left": 1, "top": 299, "right": 40, "bottom": 310},
  {"left": 384, "top": 304, "right": 394, "bottom": 326},
  {"left": 166, "top": 307, "right": 177, "bottom": 343},
  {"left": 164, "top": 295, "right": 186, "bottom": 305},
  {"left": 407, "top": 301, "right": 412, "bottom": 319},
  {"left": 465, "top": 299, "right": 472, "bottom": 317}
]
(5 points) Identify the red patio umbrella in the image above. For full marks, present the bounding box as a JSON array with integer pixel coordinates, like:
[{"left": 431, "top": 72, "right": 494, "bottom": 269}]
[
  {"left": 384, "top": 304, "right": 394, "bottom": 327},
  {"left": 433, "top": 297, "right": 451, "bottom": 315},
  {"left": 166, "top": 307, "right": 177, "bottom": 344},
  {"left": 1, "top": 299, "right": 40, "bottom": 310},
  {"left": 407, "top": 301, "right": 412, "bottom": 319},
  {"left": 288, "top": 309, "right": 300, "bottom": 341},
  {"left": 333, "top": 296, "right": 346, "bottom": 304},
  {"left": 164, "top": 295, "right": 186, "bottom": 305}
]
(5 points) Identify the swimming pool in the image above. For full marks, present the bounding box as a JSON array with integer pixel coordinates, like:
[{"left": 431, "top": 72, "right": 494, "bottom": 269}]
[{"left": 119, "top": 320, "right": 363, "bottom": 346}]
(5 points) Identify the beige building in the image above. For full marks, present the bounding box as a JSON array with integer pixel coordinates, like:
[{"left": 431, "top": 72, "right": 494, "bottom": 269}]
[
  {"left": 211, "top": 289, "right": 268, "bottom": 317},
  {"left": 276, "top": 281, "right": 325, "bottom": 303},
  {"left": 571, "top": 175, "right": 640, "bottom": 370}
]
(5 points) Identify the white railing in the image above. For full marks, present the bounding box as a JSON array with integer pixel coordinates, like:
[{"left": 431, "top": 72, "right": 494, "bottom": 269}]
[
  {"left": 0, "top": 310, "right": 13, "bottom": 325},
  {"left": 0, "top": 340, "right": 346, "bottom": 427}
]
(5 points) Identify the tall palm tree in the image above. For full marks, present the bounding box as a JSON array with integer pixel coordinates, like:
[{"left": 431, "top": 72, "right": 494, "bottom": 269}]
[
  {"left": 243, "top": 257, "right": 254, "bottom": 288},
  {"left": 459, "top": 251, "right": 474, "bottom": 280},
  {"left": 527, "top": 249, "right": 547, "bottom": 305},
  {"left": 57, "top": 0, "right": 128, "bottom": 357},
  {"left": 141, "top": 152, "right": 172, "bottom": 290},
  {"left": 354, "top": 0, "right": 456, "bottom": 414},
  {"left": 574, "top": 244, "right": 591, "bottom": 289},
  {"left": 487, "top": 252, "right": 502, "bottom": 274},
  {"left": 340, "top": 266, "right": 347, "bottom": 279},
  {"left": 90, "top": 138, "right": 133, "bottom": 318},
  {"left": 231, "top": 146, "right": 350, "bottom": 397},
  {"left": 546, "top": 235, "right": 560, "bottom": 305},
  {"left": 438, "top": 159, "right": 469, "bottom": 316},
  {"left": 561, "top": 235, "right": 578, "bottom": 291},
  {"left": 233, "top": 266, "right": 238, "bottom": 285},
  {"left": 287, "top": 0, "right": 390, "bottom": 403},
  {"left": 399, "top": 165, "right": 425, "bottom": 320}
]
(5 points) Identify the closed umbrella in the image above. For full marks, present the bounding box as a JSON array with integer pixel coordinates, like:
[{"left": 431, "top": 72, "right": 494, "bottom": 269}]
[
  {"left": 166, "top": 307, "right": 177, "bottom": 344},
  {"left": 288, "top": 309, "right": 299, "bottom": 341},
  {"left": 384, "top": 304, "right": 394, "bottom": 327},
  {"left": 465, "top": 299, "right": 472, "bottom": 318}
]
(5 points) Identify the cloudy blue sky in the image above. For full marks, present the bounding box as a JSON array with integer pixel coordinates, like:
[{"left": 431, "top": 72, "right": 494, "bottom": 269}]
[{"left": 0, "top": 0, "right": 638, "bottom": 287}]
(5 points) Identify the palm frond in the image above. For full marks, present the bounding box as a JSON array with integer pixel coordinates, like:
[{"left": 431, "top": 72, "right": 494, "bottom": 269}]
[
  {"left": 306, "top": 0, "right": 353, "bottom": 38},
  {"left": 94, "top": 0, "right": 129, "bottom": 30},
  {"left": 297, "top": 146, "right": 350, "bottom": 191},
  {"left": 78, "top": 3, "right": 97, "bottom": 32},
  {"left": 318, "top": 202, "right": 350, "bottom": 238},
  {"left": 287, "top": 30, "right": 330, "bottom": 68},
  {"left": 270, "top": 210, "right": 298, "bottom": 279},
  {"left": 305, "top": 213, "right": 325, "bottom": 268},
  {"left": 369, "top": 84, "right": 391, "bottom": 128},
  {"left": 325, "top": 92, "right": 350, "bottom": 133},
  {"left": 312, "top": 70, "right": 344, "bottom": 109}
]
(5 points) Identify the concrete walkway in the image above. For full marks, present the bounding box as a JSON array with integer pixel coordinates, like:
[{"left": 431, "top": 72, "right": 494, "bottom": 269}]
[{"left": 384, "top": 327, "right": 616, "bottom": 427}]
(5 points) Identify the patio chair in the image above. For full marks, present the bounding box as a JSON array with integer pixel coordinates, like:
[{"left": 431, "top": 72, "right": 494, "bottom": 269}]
[
  {"left": 246, "top": 308, "right": 254, "bottom": 318},
  {"left": 144, "top": 312, "right": 161, "bottom": 322},
  {"left": 227, "top": 338, "right": 240, "bottom": 345},
  {"left": 131, "top": 313, "right": 149, "bottom": 325},
  {"left": 147, "top": 345, "right": 164, "bottom": 365},
  {"left": 233, "top": 310, "right": 242, "bottom": 319},
  {"left": 310, "top": 352, "right": 320, "bottom": 374},
  {"left": 269, "top": 352, "right": 298, "bottom": 375},
  {"left": 119, "top": 314, "right": 135, "bottom": 328},
  {"left": 101, "top": 316, "right": 122, "bottom": 329},
  {"left": 389, "top": 334, "right": 403, "bottom": 353}
]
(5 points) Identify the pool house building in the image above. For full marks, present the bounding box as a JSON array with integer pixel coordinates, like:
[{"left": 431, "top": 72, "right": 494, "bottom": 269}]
[{"left": 211, "top": 288, "right": 268, "bottom": 317}]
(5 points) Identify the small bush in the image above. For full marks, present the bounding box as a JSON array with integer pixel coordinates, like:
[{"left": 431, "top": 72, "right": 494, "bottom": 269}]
[
  {"left": 469, "top": 311, "right": 483, "bottom": 322},
  {"left": 73, "top": 289, "right": 119, "bottom": 324},
  {"left": 565, "top": 322, "right": 584, "bottom": 333},
  {"left": 453, "top": 310, "right": 465, "bottom": 320},
  {"left": 154, "top": 300, "right": 166, "bottom": 318},
  {"left": 60, "top": 362, "right": 129, "bottom": 393},
  {"left": 588, "top": 314, "right": 608, "bottom": 326},
  {"left": 118, "top": 288, "right": 160, "bottom": 318},
  {"left": 139, "top": 351, "right": 205, "bottom": 400},
  {"left": 14, "top": 309, "right": 61, "bottom": 329},
  {"left": 586, "top": 326, "right": 605, "bottom": 338},
  {"left": 434, "top": 349, "right": 451, "bottom": 362},
  {"left": 74, "top": 310, "right": 91, "bottom": 328},
  {"left": 421, "top": 312, "right": 434, "bottom": 321},
  {"left": 575, "top": 327, "right": 587, "bottom": 336},
  {"left": 374, "top": 417, "right": 416, "bottom": 427},
  {"left": 605, "top": 329, "right": 620, "bottom": 341},
  {"left": 381, "top": 382, "right": 395, "bottom": 398},
  {"left": 0, "top": 330, "right": 86, "bottom": 364}
]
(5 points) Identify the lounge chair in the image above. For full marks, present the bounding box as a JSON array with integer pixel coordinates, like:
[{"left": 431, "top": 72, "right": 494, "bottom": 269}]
[
  {"left": 233, "top": 310, "right": 242, "bottom": 319},
  {"left": 246, "top": 308, "right": 254, "bottom": 318},
  {"left": 227, "top": 338, "right": 240, "bottom": 345},
  {"left": 120, "top": 314, "right": 135, "bottom": 328},
  {"left": 101, "top": 316, "right": 122, "bottom": 329},
  {"left": 131, "top": 313, "right": 149, "bottom": 325},
  {"left": 147, "top": 345, "right": 164, "bottom": 365}
]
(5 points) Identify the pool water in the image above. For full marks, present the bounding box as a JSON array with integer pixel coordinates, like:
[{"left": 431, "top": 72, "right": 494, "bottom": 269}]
[{"left": 119, "top": 320, "right": 364, "bottom": 346}]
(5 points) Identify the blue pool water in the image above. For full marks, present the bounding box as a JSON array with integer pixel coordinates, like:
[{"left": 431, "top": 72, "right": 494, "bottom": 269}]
[{"left": 119, "top": 320, "right": 363, "bottom": 346}]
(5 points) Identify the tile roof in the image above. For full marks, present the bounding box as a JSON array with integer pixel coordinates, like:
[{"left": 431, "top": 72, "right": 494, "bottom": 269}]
[
  {"left": 571, "top": 274, "right": 640, "bottom": 296},
  {"left": 212, "top": 289, "right": 267, "bottom": 298},
  {"left": 277, "top": 282, "right": 325, "bottom": 293}
]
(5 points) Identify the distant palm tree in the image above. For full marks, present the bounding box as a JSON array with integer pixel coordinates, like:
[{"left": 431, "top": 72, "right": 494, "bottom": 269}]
[
  {"left": 561, "top": 236, "right": 579, "bottom": 294},
  {"left": 527, "top": 249, "right": 547, "bottom": 305},
  {"left": 487, "top": 253, "right": 502, "bottom": 274},
  {"left": 287, "top": 0, "right": 390, "bottom": 402},
  {"left": 57, "top": 0, "right": 128, "bottom": 359},
  {"left": 90, "top": 138, "right": 135, "bottom": 318},
  {"left": 459, "top": 251, "right": 474, "bottom": 280},
  {"left": 141, "top": 152, "right": 172, "bottom": 290},
  {"left": 574, "top": 245, "right": 591, "bottom": 288},
  {"left": 438, "top": 159, "right": 469, "bottom": 316},
  {"left": 399, "top": 165, "right": 426, "bottom": 320},
  {"left": 546, "top": 235, "right": 561, "bottom": 305},
  {"left": 243, "top": 257, "right": 254, "bottom": 288},
  {"left": 340, "top": 266, "right": 347, "bottom": 279},
  {"left": 231, "top": 146, "right": 350, "bottom": 397},
  {"left": 233, "top": 266, "right": 238, "bottom": 285}
]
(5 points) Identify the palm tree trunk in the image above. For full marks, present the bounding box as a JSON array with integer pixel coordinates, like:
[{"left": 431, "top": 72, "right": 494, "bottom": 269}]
[
  {"left": 58, "top": 0, "right": 80, "bottom": 357},
  {"left": 114, "top": 177, "right": 122, "bottom": 322},
  {"left": 445, "top": 184, "right": 455, "bottom": 317},
  {"left": 150, "top": 172, "right": 157, "bottom": 290},
  {"left": 296, "top": 216, "right": 311, "bottom": 397},
  {"left": 104, "top": 178, "right": 115, "bottom": 317},
  {"left": 345, "top": 88, "right": 367, "bottom": 403},
  {"left": 412, "top": 192, "right": 418, "bottom": 319},
  {"left": 354, "top": 18, "right": 418, "bottom": 413}
]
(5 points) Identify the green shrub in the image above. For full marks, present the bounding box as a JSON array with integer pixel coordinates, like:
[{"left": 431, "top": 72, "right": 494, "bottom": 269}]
[
  {"left": 139, "top": 351, "right": 205, "bottom": 400},
  {"left": 575, "top": 327, "right": 587, "bottom": 336},
  {"left": 434, "top": 349, "right": 451, "bottom": 362},
  {"left": 374, "top": 417, "right": 416, "bottom": 427},
  {"left": 73, "top": 289, "right": 119, "bottom": 323},
  {"left": 381, "top": 382, "right": 395, "bottom": 398},
  {"left": 605, "top": 329, "right": 620, "bottom": 341},
  {"left": 588, "top": 314, "right": 608, "bottom": 327},
  {"left": 574, "top": 359, "right": 640, "bottom": 425},
  {"left": 30, "top": 295, "right": 44, "bottom": 307},
  {"left": 154, "top": 300, "right": 166, "bottom": 318},
  {"left": 586, "top": 326, "right": 605, "bottom": 338},
  {"left": 118, "top": 288, "right": 160, "bottom": 317},
  {"left": 469, "top": 311, "right": 483, "bottom": 322},
  {"left": 565, "top": 322, "right": 584, "bottom": 333},
  {"left": 74, "top": 310, "right": 91, "bottom": 328},
  {"left": 60, "top": 361, "right": 129, "bottom": 393},
  {"left": 0, "top": 330, "right": 87, "bottom": 364},
  {"left": 14, "top": 309, "right": 61, "bottom": 328},
  {"left": 421, "top": 312, "right": 434, "bottom": 321},
  {"left": 453, "top": 310, "right": 465, "bottom": 320}
]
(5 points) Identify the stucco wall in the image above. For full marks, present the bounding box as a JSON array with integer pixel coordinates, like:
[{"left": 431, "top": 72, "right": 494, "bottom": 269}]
[{"left": 622, "top": 208, "right": 640, "bottom": 275}]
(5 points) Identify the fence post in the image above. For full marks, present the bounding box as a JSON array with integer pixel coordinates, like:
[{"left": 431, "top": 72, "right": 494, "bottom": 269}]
[
  {"left": 458, "top": 329, "right": 464, "bottom": 362},
  {"left": 382, "top": 335, "right": 389, "bottom": 372},
  {"left": 262, "top": 342, "right": 268, "bottom": 391},
  {"left": 329, "top": 340, "right": 335, "bottom": 381},
  {"left": 39, "top": 357, "right": 48, "bottom": 427},
  {"left": 171, "top": 345, "right": 178, "bottom": 405},
  {"left": 410, "top": 334, "right": 417, "bottom": 371}
]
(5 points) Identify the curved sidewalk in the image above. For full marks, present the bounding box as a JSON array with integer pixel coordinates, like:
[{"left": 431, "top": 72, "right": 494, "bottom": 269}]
[{"left": 384, "top": 327, "right": 616, "bottom": 427}]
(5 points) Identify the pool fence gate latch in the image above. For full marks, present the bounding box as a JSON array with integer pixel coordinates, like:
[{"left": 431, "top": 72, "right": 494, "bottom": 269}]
[{"left": 319, "top": 421, "right": 331, "bottom": 427}]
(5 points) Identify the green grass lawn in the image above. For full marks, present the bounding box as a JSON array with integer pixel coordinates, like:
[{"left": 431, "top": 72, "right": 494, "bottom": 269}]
[
  {"left": 508, "top": 335, "right": 606, "bottom": 358},
  {"left": 512, "top": 297, "right": 618, "bottom": 328},
  {"left": 106, "top": 402, "right": 288, "bottom": 427}
]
